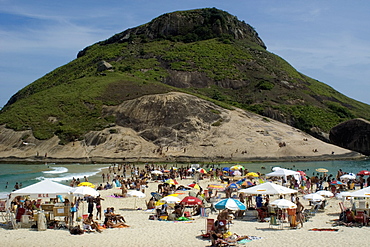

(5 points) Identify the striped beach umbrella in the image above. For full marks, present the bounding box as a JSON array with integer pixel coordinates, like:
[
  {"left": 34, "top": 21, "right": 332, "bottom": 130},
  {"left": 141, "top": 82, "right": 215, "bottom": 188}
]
[{"left": 164, "top": 179, "right": 178, "bottom": 185}]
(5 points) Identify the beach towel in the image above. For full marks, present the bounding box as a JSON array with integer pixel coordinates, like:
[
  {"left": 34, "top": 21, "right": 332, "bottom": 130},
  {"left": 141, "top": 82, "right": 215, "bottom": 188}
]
[{"left": 309, "top": 228, "right": 339, "bottom": 231}]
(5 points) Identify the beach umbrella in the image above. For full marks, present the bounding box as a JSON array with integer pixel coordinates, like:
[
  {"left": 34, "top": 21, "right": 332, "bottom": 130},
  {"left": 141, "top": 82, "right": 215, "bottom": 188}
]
[
  {"left": 72, "top": 186, "right": 99, "bottom": 197},
  {"left": 226, "top": 183, "right": 240, "bottom": 189},
  {"left": 160, "top": 196, "right": 182, "bottom": 205},
  {"left": 188, "top": 183, "right": 200, "bottom": 190},
  {"left": 187, "top": 167, "right": 195, "bottom": 172},
  {"left": 239, "top": 182, "right": 298, "bottom": 195},
  {"left": 297, "top": 171, "right": 306, "bottom": 176},
  {"left": 270, "top": 199, "right": 297, "bottom": 209},
  {"left": 222, "top": 167, "right": 230, "bottom": 172},
  {"left": 180, "top": 196, "right": 203, "bottom": 206},
  {"left": 315, "top": 190, "right": 334, "bottom": 197},
  {"left": 242, "top": 181, "right": 254, "bottom": 187},
  {"left": 197, "top": 168, "right": 207, "bottom": 174},
  {"left": 171, "top": 167, "right": 178, "bottom": 170},
  {"left": 316, "top": 168, "right": 328, "bottom": 173},
  {"left": 303, "top": 193, "right": 324, "bottom": 202},
  {"left": 246, "top": 172, "right": 259, "bottom": 178},
  {"left": 330, "top": 181, "right": 344, "bottom": 185},
  {"left": 236, "top": 178, "right": 246, "bottom": 185},
  {"left": 150, "top": 192, "right": 162, "bottom": 201},
  {"left": 340, "top": 174, "right": 356, "bottom": 180},
  {"left": 127, "top": 190, "right": 146, "bottom": 209},
  {"left": 164, "top": 179, "right": 178, "bottom": 185},
  {"left": 208, "top": 184, "right": 225, "bottom": 191},
  {"left": 151, "top": 170, "right": 163, "bottom": 175},
  {"left": 232, "top": 170, "right": 242, "bottom": 176},
  {"left": 357, "top": 170, "right": 370, "bottom": 176},
  {"left": 78, "top": 182, "right": 95, "bottom": 188},
  {"left": 214, "top": 198, "right": 246, "bottom": 211},
  {"left": 230, "top": 165, "right": 244, "bottom": 171}
]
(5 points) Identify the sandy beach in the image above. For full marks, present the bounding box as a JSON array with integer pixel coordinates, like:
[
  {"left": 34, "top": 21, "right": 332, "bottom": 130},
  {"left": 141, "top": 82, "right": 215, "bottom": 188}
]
[{"left": 1, "top": 173, "right": 369, "bottom": 247}]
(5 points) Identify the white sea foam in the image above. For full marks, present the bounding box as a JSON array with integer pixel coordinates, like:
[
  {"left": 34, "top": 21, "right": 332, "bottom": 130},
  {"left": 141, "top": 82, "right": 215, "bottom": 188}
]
[
  {"left": 49, "top": 170, "right": 101, "bottom": 182},
  {"left": 42, "top": 167, "right": 68, "bottom": 174},
  {"left": 0, "top": 192, "right": 9, "bottom": 199}
]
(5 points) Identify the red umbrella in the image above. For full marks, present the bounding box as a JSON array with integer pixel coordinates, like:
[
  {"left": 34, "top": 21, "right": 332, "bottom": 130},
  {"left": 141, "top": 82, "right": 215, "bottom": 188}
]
[
  {"left": 297, "top": 171, "right": 306, "bottom": 176},
  {"left": 180, "top": 196, "right": 203, "bottom": 206},
  {"left": 357, "top": 170, "right": 370, "bottom": 176}
]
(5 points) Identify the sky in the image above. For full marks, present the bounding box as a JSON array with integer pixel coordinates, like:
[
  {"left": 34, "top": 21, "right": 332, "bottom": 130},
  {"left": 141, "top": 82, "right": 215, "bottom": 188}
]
[{"left": 1, "top": 0, "right": 370, "bottom": 108}]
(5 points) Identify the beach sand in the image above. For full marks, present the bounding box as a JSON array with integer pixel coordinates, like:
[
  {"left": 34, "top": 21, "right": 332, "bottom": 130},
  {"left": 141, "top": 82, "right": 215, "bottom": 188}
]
[{"left": 1, "top": 176, "right": 369, "bottom": 247}]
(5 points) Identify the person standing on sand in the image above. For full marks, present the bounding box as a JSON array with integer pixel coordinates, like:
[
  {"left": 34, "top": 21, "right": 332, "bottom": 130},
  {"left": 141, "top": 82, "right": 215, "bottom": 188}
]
[
  {"left": 95, "top": 195, "right": 104, "bottom": 220},
  {"left": 295, "top": 197, "right": 305, "bottom": 228}
]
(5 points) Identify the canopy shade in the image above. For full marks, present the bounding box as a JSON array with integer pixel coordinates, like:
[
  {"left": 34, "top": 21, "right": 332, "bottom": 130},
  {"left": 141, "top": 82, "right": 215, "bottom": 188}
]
[
  {"left": 10, "top": 179, "right": 74, "bottom": 199},
  {"left": 238, "top": 182, "right": 297, "bottom": 195},
  {"left": 349, "top": 186, "right": 370, "bottom": 198}
]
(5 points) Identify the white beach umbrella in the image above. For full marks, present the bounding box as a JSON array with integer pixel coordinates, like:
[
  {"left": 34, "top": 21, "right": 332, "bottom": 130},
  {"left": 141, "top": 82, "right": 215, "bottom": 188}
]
[
  {"left": 72, "top": 186, "right": 99, "bottom": 197},
  {"left": 270, "top": 199, "right": 297, "bottom": 209},
  {"left": 340, "top": 174, "right": 356, "bottom": 180},
  {"left": 303, "top": 193, "right": 324, "bottom": 202},
  {"left": 160, "top": 196, "right": 181, "bottom": 205},
  {"left": 315, "top": 190, "right": 334, "bottom": 197},
  {"left": 127, "top": 190, "right": 146, "bottom": 209},
  {"left": 151, "top": 170, "right": 163, "bottom": 175}
]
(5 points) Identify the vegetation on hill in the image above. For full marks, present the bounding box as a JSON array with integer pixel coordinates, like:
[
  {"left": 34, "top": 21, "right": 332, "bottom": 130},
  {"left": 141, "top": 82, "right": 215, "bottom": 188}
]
[{"left": 1, "top": 8, "right": 370, "bottom": 144}]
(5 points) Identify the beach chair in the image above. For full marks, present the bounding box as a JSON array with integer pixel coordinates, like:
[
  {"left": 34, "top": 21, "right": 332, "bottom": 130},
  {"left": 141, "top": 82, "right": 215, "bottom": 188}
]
[
  {"left": 256, "top": 208, "right": 268, "bottom": 222},
  {"left": 200, "top": 218, "right": 215, "bottom": 238}
]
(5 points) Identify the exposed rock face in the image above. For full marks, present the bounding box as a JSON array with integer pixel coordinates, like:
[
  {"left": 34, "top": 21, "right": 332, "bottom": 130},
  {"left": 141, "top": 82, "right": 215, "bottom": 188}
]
[
  {"left": 102, "top": 92, "right": 224, "bottom": 146},
  {"left": 329, "top": 118, "right": 370, "bottom": 155},
  {"left": 97, "top": 61, "right": 113, "bottom": 72}
]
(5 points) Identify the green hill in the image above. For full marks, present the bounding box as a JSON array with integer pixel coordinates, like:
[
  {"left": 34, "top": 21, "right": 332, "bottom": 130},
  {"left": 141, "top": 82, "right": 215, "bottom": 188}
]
[{"left": 1, "top": 8, "right": 370, "bottom": 145}]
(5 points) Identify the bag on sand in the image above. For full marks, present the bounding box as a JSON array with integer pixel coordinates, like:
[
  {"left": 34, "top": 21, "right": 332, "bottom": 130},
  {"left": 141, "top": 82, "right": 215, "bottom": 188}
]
[{"left": 69, "top": 225, "right": 84, "bottom": 235}]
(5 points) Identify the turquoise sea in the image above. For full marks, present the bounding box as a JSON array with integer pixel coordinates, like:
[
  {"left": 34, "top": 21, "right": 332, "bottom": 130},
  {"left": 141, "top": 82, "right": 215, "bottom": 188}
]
[{"left": 0, "top": 159, "right": 369, "bottom": 198}]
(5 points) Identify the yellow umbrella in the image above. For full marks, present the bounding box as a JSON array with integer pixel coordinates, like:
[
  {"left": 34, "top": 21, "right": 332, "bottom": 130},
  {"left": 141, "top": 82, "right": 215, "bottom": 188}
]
[
  {"left": 230, "top": 165, "right": 245, "bottom": 171},
  {"left": 246, "top": 172, "right": 259, "bottom": 177},
  {"left": 78, "top": 182, "right": 95, "bottom": 188},
  {"left": 316, "top": 168, "right": 328, "bottom": 173}
]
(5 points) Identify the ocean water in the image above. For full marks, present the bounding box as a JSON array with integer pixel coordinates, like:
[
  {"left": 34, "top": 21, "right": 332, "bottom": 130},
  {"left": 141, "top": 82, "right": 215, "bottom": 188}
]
[
  {"left": 0, "top": 159, "right": 369, "bottom": 198},
  {"left": 0, "top": 163, "right": 110, "bottom": 198}
]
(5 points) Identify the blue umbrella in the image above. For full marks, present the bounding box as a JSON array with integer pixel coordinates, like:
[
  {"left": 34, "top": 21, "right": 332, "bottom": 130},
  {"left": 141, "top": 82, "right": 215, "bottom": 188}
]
[
  {"left": 214, "top": 198, "right": 246, "bottom": 211},
  {"left": 222, "top": 167, "right": 230, "bottom": 171}
]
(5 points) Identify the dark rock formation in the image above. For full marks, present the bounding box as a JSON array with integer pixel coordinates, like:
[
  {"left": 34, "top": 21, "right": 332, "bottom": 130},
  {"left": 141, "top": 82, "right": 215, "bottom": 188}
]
[{"left": 329, "top": 118, "right": 370, "bottom": 155}]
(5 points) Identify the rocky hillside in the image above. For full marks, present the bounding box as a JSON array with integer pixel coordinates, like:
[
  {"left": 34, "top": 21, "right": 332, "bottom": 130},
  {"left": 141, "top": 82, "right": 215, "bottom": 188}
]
[
  {"left": 0, "top": 8, "right": 369, "bottom": 161},
  {"left": 0, "top": 92, "right": 362, "bottom": 163}
]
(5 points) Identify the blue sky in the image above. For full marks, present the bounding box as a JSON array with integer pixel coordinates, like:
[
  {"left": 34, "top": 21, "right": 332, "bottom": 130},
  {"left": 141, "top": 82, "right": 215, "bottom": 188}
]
[{"left": 1, "top": 0, "right": 370, "bottom": 108}]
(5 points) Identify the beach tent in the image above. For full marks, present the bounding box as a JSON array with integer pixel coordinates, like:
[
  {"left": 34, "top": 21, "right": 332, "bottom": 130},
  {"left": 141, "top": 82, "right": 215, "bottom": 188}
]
[
  {"left": 9, "top": 179, "right": 74, "bottom": 200},
  {"left": 265, "top": 168, "right": 301, "bottom": 184},
  {"left": 348, "top": 186, "right": 370, "bottom": 198},
  {"left": 238, "top": 182, "right": 297, "bottom": 195}
]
